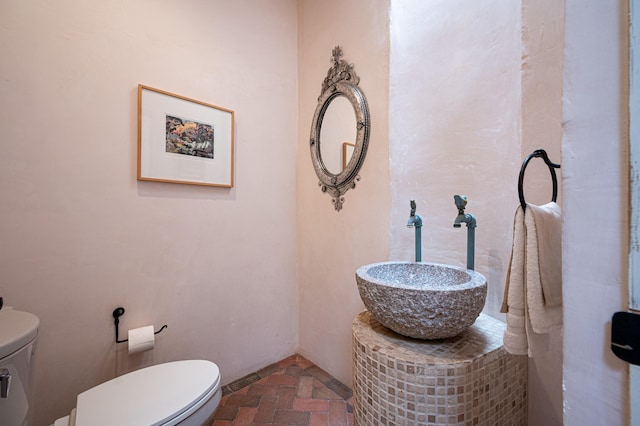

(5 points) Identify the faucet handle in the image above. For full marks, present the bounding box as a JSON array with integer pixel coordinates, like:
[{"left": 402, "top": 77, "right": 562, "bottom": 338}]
[
  {"left": 410, "top": 199, "right": 416, "bottom": 215},
  {"left": 454, "top": 195, "right": 467, "bottom": 211}
]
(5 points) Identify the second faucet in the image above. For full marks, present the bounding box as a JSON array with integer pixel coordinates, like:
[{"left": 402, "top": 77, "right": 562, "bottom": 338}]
[
  {"left": 407, "top": 199, "right": 423, "bottom": 262},
  {"left": 453, "top": 195, "right": 477, "bottom": 270}
]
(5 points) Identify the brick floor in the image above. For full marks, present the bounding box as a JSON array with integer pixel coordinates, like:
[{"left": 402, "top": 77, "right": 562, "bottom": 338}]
[{"left": 211, "top": 354, "right": 354, "bottom": 426}]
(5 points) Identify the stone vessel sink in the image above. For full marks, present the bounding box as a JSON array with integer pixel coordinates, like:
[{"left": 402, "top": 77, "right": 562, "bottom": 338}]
[{"left": 355, "top": 261, "right": 487, "bottom": 339}]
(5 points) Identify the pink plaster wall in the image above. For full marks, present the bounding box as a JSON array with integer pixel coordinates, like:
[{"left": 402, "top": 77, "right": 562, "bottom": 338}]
[
  {"left": 0, "top": 1, "right": 299, "bottom": 424},
  {"left": 562, "top": 0, "right": 629, "bottom": 424},
  {"left": 296, "top": 0, "right": 391, "bottom": 387},
  {"left": 521, "top": 1, "right": 565, "bottom": 424},
  {"left": 389, "top": 1, "right": 565, "bottom": 425},
  {"left": 388, "top": 0, "right": 522, "bottom": 317}
]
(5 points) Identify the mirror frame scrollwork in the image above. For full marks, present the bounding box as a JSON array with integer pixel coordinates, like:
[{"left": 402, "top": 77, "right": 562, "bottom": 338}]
[{"left": 310, "top": 46, "right": 370, "bottom": 211}]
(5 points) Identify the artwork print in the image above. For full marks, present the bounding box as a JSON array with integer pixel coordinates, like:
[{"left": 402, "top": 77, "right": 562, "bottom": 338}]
[
  {"left": 138, "top": 84, "right": 234, "bottom": 187},
  {"left": 165, "top": 115, "right": 214, "bottom": 159}
]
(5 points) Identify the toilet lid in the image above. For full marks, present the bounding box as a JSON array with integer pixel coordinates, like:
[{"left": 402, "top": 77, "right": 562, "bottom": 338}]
[{"left": 74, "top": 360, "right": 220, "bottom": 426}]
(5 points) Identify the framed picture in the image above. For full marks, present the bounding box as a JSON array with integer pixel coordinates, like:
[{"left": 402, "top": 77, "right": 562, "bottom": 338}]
[
  {"left": 342, "top": 142, "right": 355, "bottom": 170},
  {"left": 138, "top": 85, "right": 234, "bottom": 187}
]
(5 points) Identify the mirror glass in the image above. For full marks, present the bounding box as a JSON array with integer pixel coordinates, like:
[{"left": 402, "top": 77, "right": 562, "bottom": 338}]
[{"left": 319, "top": 95, "right": 357, "bottom": 174}]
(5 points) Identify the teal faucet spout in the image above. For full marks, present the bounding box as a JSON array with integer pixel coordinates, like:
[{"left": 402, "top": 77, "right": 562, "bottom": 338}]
[
  {"left": 453, "top": 195, "right": 476, "bottom": 270},
  {"left": 454, "top": 213, "right": 476, "bottom": 229},
  {"left": 407, "top": 200, "right": 423, "bottom": 262}
]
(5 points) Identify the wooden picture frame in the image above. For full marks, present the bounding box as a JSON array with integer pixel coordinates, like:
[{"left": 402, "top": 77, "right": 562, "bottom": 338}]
[{"left": 138, "top": 85, "right": 234, "bottom": 187}]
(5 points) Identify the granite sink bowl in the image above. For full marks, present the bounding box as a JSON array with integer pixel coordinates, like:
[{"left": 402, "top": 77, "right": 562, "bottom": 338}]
[{"left": 355, "top": 261, "right": 487, "bottom": 339}]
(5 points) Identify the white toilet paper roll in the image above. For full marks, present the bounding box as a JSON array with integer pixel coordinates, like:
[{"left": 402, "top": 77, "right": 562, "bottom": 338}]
[{"left": 128, "top": 325, "right": 155, "bottom": 355}]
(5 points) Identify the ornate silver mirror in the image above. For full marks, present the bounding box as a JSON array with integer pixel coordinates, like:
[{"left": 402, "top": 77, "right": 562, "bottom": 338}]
[{"left": 310, "top": 46, "right": 370, "bottom": 211}]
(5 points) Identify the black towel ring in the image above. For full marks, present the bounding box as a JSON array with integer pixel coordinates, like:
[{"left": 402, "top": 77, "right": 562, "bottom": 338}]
[{"left": 518, "top": 148, "right": 561, "bottom": 210}]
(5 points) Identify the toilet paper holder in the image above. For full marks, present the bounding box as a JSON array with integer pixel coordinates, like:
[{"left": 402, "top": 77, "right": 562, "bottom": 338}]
[{"left": 112, "top": 307, "right": 168, "bottom": 344}]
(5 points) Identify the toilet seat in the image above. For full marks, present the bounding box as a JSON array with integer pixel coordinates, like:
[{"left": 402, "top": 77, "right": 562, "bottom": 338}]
[{"left": 73, "top": 360, "right": 220, "bottom": 426}]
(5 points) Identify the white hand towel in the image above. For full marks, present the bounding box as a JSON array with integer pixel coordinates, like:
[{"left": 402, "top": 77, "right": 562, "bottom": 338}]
[
  {"left": 527, "top": 202, "right": 562, "bottom": 307},
  {"left": 501, "top": 206, "right": 529, "bottom": 355},
  {"left": 524, "top": 202, "right": 563, "bottom": 334},
  {"left": 501, "top": 202, "right": 563, "bottom": 356}
]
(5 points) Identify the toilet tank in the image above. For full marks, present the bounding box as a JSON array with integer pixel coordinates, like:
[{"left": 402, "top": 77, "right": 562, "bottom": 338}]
[{"left": 0, "top": 308, "right": 40, "bottom": 426}]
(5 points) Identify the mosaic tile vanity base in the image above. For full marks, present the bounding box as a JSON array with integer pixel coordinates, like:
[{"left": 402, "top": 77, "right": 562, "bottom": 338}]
[{"left": 352, "top": 311, "right": 527, "bottom": 426}]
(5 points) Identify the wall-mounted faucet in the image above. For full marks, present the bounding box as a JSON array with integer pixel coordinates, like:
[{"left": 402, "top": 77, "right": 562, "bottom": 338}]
[
  {"left": 407, "top": 200, "right": 423, "bottom": 262},
  {"left": 453, "top": 195, "right": 477, "bottom": 270}
]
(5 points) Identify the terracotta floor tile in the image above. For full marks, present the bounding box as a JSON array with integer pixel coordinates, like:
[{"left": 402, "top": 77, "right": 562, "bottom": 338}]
[
  {"left": 309, "top": 411, "right": 329, "bottom": 426},
  {"left": 276, "top": 386, "right": 296, "bottom": 410},
  {"left": 325, "top": 379, "right": 353, "bottom": 400},
  {"left": 247, "top": 382, "right": 283, "bottom": 396},
  {"left": 328, "top": 400, "right": 349, "bottom": 426},
  {"left": 226, "top": 393, "right": 261, "bottom": 407},
  {"left": 294, "top": 355, "right": 315, "bottom": 370},
  {"left": 225, "top": 373, "right": 261, "bottom": 393},
  {"left": 234, "top": 385, "right": 249, "bottom": 395},
  {"left": 254, "top": 395, "right": 278, "bottom": 423},
  {"left": 273, "top": 409, "right": 311, "bottom": 425},
  {"left": 292, "top": 397, "right": 330, "bottom": 412},
  {"left": 233, "top": 406, "right": 257, "bottom": 426},
  {"left": 267, "top": 374, "right": 299, "bottom": 386},
  {"left": 284, "top": 365, "right": 310, "bottom": 377},
  {"left": 296, "top": 376, "right": 314, "bottom": 398},
  {"left": 311, "top": 385, "right": 342, "bottom": 400},
  {"left": 211, "top": 404, "right": 238, "bottom": 421},
  {"left": 210, "top": 354, "right": 353, "bottom": 426},
  {"left": 306, "top": 365, "right": 333, "bottom": 383}
]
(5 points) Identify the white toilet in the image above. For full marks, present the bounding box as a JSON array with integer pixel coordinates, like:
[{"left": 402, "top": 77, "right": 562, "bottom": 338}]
[
  {"left": 0, "top": 308, "right": 40, "bottom": 426},
  {"left": 52, "top": 359, "right": 221, "bottom": 426},
  {"left": 0, "top": 306, "right": 222, "bottom": 426}
]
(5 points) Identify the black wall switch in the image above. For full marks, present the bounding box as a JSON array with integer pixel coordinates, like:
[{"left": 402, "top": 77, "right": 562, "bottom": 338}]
[{"left": 611, "top": 311, "right": 640, "bottom": 365}]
